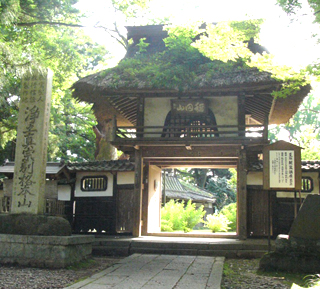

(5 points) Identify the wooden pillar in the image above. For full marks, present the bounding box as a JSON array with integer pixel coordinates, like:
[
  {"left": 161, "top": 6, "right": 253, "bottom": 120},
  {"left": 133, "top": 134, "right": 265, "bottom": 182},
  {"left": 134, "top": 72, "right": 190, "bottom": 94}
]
[
  {"left": 136, "top": 97, "right": 144, "bottom": 139},
  {"left": 238, "top": 148, "right": 248, "bottom": 239},
  {"left": 238, "top": 94, "right": 246, "bottom": 137},
  {"left": 263, "top": 114, "right": 269, "bottom": 141},
  {"left": 133, "top": 148, "right": 142, "bottom": 237}
]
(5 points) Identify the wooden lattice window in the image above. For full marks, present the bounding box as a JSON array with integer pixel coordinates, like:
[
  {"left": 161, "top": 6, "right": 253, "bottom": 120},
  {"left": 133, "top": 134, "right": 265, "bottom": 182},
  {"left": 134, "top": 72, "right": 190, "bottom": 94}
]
[
  {"left": 301, "top": 177, "right": 313, "bottom": 193},
  {"left": 162, "top": 109, "right": 219, "bottom": 138},
  {"left": 81, "top": 176, "right": 108, "bottom": 191}
]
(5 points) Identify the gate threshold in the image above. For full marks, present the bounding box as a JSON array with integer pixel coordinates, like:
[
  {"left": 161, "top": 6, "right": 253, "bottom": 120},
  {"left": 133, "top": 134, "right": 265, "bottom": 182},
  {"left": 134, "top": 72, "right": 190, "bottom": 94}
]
[
  {"left": 146, "top": 232, "right": 237, "bottom": 238},
  {"left": 93, "top": 235, "right": 273, "bottom": 258}
]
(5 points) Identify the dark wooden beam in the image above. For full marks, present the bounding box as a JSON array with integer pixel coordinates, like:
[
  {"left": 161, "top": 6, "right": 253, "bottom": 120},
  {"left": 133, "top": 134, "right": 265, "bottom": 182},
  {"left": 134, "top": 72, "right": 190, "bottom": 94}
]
[
  {"left": 112, "top": 138, "right": 268, "bottom": 148},
  {"left": 142, "top": 146, "right": 241, "bottom": 158}
]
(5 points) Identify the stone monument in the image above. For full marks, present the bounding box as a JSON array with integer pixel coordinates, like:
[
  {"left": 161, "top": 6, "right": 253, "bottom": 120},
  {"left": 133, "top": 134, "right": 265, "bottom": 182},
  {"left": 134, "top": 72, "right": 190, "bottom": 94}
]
[
  {"left": 260, "top": 195, "right": 320, "bottom": 273},
  {"left": 11, "top": 69, "right": 53, "bottom": 214},
  {"left": 0, "top": 69, "right": 94, "bottom": 268}
]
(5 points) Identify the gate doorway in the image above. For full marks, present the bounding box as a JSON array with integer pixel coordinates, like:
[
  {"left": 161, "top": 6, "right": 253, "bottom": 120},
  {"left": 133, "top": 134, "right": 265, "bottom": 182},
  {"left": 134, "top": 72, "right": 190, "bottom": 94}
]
[{"left": 141, "top": 158, "right": 240, "bottom": 238}]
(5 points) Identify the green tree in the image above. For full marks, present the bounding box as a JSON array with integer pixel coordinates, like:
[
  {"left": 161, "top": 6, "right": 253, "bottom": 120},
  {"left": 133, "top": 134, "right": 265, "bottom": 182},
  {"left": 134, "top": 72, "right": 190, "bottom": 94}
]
[
  {"left": 0, "top": 0, "right": 111, "bottom": 162},
  {"left": 269, "top": 93, "right": 320, "bottom": 160},
  {"left": 206, "top": 177, "right": 236, "bottom": 211},
  {"left": 277, "top": 0, "right": 320, "bottom": 79}
]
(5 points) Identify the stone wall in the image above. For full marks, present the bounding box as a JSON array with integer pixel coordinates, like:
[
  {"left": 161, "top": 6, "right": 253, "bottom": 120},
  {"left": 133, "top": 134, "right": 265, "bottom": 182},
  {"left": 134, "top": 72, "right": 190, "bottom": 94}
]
[{"left": 0, "top": 234, "right": 94, "bottom": 268}]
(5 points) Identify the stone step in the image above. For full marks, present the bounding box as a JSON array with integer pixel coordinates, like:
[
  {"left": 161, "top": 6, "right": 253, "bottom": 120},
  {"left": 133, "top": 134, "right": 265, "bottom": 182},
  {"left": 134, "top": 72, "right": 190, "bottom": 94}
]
[{"left": 92, "top": 237, "right": 272, "bottom": 258}]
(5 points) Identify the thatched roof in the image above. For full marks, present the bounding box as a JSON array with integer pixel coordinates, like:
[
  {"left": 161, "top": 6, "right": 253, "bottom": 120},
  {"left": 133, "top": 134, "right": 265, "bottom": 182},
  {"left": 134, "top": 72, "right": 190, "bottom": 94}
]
[{"left": 72, "top": 24, "right": 310, "bottom": 126}]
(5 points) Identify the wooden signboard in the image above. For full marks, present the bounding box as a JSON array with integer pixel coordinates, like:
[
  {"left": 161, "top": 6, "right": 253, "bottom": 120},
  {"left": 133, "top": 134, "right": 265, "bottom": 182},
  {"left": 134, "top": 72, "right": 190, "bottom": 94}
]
[
  {"left": 263, "top": 141, "right": 302, "bottom": 191},
  {"left": 171, "top": 99, "right": 208, "bottom": 116}
]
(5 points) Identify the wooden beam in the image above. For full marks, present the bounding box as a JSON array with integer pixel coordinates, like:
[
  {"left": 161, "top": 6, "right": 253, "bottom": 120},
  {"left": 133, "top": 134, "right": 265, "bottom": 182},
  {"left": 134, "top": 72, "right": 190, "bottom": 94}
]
[
  {"left": 147, "top": 159, "right": 238, "bottom": 168},
  {"left": 142, "top": 146, "right": 241, "bottom": 158}
]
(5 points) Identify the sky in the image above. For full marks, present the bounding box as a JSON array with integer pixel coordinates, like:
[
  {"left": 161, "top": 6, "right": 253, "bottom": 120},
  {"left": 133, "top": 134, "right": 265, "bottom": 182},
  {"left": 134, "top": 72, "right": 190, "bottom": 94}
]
[{"left": 76, "top": 0, "right": 320, "bottom": 69}]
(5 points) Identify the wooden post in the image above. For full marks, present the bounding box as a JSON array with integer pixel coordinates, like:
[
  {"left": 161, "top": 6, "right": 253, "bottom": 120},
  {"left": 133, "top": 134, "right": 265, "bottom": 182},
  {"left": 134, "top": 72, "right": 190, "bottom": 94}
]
[
  {"left": 238, "top": 94, "right": 246, "bottom": 137},
  {"left": 238, "top": 148, "right": 247, "bottom": 239},
  {"left": 268, "top": 190, "right": 271, "bottom": 252},
  {"left": 263, "top": 114, "right": 269, "bottom": 141},
  {"left": 136, "top": 97, "right": 144, "bottom": 139},
  {"left": 132, "top": 148, "right": 142, "bottom": 237},
  {"left": 111, "top": 115, "right": 117, "bottom": 142}
]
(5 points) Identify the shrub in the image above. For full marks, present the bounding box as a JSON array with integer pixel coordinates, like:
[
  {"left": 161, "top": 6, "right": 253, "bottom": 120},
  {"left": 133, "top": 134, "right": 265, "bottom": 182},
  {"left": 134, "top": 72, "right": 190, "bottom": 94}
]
[
  {"left": 161, "top": 199, "right": 185, "bottom": 232},
  {"left": 161, "top": 199, "right": 205, "bottom": 233},
  {"left": 220, "top": 203, "right": 237, "bottom": 232},
  {"left": 182, "top": 201, "right": 206, "bottom": 232},
  {"left": 160, "top": 219, "right": 174, "bottom": 232},
  {"left": 203, "top": 213, "right": 231, "bottom": 233}
]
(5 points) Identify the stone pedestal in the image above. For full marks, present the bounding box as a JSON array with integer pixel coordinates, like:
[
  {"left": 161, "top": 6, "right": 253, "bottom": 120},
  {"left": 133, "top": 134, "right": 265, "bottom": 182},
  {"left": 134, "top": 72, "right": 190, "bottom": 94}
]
[{"left": 0, "top": 234, "right": 94, "bottom": 268}]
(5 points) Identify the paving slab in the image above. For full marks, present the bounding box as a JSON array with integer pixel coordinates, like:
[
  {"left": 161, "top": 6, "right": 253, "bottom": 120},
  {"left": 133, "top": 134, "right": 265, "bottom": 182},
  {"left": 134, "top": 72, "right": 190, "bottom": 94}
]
[{"left": 63, "top": 254, "right": 225, "bottom": 289}]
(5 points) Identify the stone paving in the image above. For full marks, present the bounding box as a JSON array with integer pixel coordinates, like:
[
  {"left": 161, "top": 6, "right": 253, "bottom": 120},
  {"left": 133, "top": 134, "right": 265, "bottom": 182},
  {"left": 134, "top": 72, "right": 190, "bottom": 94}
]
[{"left": 64, "top": 254, "right": 224, "bottom": 289}]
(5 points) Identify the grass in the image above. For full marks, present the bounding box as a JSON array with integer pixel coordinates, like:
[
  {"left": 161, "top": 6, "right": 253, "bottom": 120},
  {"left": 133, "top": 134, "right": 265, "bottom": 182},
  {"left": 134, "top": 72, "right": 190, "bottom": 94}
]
[
  {"left": 257, "top": 268, "right": 306, "bottom": 287},
  {"left": 67, "top": 258, "right": 96, "bottom": 270},
  {"left": 222, "top": 258, "right": 319, "bottom": 289}
]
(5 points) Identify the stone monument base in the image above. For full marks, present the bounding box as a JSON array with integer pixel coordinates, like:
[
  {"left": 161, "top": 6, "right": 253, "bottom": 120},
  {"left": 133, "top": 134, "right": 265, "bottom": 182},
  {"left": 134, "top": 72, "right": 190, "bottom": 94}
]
[
  {"left": 0, "top": 213, "right": 72, "bottom": 236},
  {"left": 260, "top": 235, "right": 320, "bottom": 273},
  {"left": 0, "top": 234, "right": 94, "bottom": 268}
]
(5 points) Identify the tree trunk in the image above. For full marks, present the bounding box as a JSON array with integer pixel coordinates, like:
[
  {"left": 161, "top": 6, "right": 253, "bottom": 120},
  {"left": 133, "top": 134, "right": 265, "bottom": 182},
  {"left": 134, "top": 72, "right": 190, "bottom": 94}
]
[{"left": 93, "top": 119, "right": 117, "bottom": 161}]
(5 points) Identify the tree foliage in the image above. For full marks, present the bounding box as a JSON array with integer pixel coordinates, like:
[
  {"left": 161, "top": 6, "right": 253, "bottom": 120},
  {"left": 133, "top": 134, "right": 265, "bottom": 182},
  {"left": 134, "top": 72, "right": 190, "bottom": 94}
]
[
  {"left": 206, "top": 176, "right": 237, "bottom": 211},
  {"left": 277, "top": 0, "right": 320, "bottom": 79},
  {"left": 269, "top": 92, "right": 320, "bottom": 160},
  {"left": 98, "top": 21, "right": 310, "bottom": 99},
  {"left": 0, "top": 0, "right": 110, "bottom": 162}
]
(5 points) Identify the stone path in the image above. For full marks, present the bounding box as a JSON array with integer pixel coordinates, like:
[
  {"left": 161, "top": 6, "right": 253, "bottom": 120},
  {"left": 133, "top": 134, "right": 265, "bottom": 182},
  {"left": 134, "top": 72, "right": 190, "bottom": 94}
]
[{"left": 64, "top": 254, "right": 224, "bottom": 289}]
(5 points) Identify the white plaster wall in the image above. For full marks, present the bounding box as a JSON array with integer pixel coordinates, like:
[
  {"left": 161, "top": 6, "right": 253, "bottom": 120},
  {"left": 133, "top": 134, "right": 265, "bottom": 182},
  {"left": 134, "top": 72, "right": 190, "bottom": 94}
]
[
  {"left": 58, "top": 185, "right": 71, "bottom": 201},
  {"left": 117, "top": 172, "right": 135, "bottom": 185},
  {"left": 144, "top": 98, "right": 171, "bottom": 127},
  {"left": 144, "top": 96, "right": 238, "bottom": 132},
  {"left": 209, "top": 96, "right": 238, "bottom": 126},
  {"left": 75, "top": 172, "right": 113, "bottom": 197},
  {"left": 247, "top": 172, "right": 263, "bottom": 186},
  {"left": 144, "top": 98, "right": 171, "bottom": 137},
  {"left": 148, "top": 165, "right": 162, "bottom": 233},
  {"left": 246, "top": 171, "right": 320, "bottom": 198},
  {"left": 277, "top": 172, "right": 320, "bottom": 198}
]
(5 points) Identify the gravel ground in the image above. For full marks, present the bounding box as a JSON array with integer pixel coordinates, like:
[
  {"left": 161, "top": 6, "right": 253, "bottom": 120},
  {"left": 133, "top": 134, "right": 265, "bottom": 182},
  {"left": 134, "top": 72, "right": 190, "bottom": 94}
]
[
  {"left": 0, "top": 257, "right": 122, "bottom": 289},
  {"left": 221, "top": 259, "right": 292, "bottom": 289},
  {"left": 0, "top": 257, "right": 299, "bottom": 289}
]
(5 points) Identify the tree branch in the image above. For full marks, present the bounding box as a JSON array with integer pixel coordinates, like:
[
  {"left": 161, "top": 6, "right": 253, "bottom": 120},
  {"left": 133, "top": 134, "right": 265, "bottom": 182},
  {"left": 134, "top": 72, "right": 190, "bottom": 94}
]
[
  {"left": 17, "top": 21, "right": 84, "bottom": 28},
  {"left": 94, "top": 21, "right": 130, "bottom": 50},
  {"left": 299, "top": 109, "right": 320, "bottom": 113}
]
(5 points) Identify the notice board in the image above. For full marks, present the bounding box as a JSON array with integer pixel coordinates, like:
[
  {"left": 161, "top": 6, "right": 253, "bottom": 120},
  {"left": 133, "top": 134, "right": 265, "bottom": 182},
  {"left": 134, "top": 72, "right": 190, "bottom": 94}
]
[{"left": 263, "top": 141, "right": 301, "bottom": 191}]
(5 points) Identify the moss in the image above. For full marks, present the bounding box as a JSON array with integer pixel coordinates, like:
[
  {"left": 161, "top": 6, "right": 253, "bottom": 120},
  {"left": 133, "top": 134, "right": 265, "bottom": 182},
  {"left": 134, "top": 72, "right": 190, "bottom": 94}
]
[{"left": 95, "top": 40, "right": 254, "bottom": 92}]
